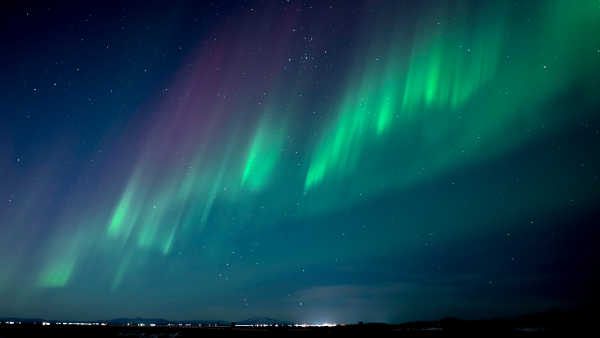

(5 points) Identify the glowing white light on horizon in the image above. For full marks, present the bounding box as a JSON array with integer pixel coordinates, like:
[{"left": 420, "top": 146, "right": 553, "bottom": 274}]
[{"left": 294, "top": 322, "right": 337, "bottom": 327}]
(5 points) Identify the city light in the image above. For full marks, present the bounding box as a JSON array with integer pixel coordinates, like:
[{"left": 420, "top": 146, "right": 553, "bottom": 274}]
[{"left": 294, "top": 322, "right": 337, "bottom": 327}]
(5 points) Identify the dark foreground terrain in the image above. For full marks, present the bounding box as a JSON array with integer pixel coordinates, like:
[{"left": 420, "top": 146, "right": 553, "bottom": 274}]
[
  {"left": 2, "top": 310, "right": 594, "bottom": 338},
  {"left": 0, "top": 323, "right": 587, "bottom": 338}
]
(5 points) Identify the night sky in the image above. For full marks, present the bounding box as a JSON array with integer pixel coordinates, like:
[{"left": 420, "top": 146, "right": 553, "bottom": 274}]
[{"left": 1, "top": 0, "right": 600, "bottom": 324}]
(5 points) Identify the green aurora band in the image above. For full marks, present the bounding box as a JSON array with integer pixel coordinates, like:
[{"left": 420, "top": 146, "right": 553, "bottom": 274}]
[{"left": 5, "top": 1, "right": 596, "bottom": 299}]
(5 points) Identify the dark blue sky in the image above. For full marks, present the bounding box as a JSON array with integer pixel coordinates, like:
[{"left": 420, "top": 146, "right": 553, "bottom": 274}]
[{"left": 1, "top": 0, "right": 599, "bottom": 323}]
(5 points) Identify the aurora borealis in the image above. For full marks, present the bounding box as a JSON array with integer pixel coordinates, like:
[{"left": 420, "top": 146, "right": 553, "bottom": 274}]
[{"left": 1, "top": 0, "right": 600, "bottom": 323}]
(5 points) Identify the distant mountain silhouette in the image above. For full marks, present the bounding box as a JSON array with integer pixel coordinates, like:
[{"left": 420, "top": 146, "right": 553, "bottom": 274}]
[
  {"left": 105, "top": 317, "right": 170, "bottom": 325},
  {"left": 236, "top": 317, "right": 294, "bottom": 326},
  {"left": 105, "top": 318, "right": 229, "bottom": 326},
  {"left": 2, "top": 307, "right": 595, "bottom": 329}
]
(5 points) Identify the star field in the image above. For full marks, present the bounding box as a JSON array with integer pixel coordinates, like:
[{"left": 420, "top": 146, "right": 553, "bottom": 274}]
[{"left": 1, "top": 0, "right": 599, "bottom": 323}]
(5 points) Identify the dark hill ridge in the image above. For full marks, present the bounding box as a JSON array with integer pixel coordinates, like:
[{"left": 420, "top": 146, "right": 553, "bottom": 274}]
[
  {"left": 1, "top": 307, "right": 595, "bottom": 328},
  {"left": 236, "top": 317, "right": 294, "bottom": 326},
  {"left": 79, "top": 318, "right": 230, "bottom": 326}
]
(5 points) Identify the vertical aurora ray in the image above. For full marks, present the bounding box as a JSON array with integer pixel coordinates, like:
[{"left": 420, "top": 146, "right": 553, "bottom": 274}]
[
  {"left": 37, "top": 241, "right": 76, "bottom": 288},
  {"left": 375, "top": 60, "right": 400, "bottom": 135},
  {"left": 107, "top": 178, "right": 138, "bottom": 239},
  {"left": 401, "top": 2, "right": 506, "bottom": 112},
  {"left": 162, "top": 226, "right": 176, "bottom": 255},
  {"left": 37, "top": 259, "right": 76, "bottom": 288},
  {"left": 111, "top": 250, "right": 133, "bottom": 291},
  {"left": 242, "top": 115, "right": 286, "bottom": 192},
  {"left": 35, "top": 219, "right": 99, "bottom": 288},
  {"left": 304, "top": 50, "right": 384, "bottom": 191}
]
